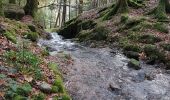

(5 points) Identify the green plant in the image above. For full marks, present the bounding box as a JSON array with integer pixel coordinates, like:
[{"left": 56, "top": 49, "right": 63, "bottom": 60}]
[
  {"left": 139, "top": 34, "right": 162, "bottom": 44},
  {"left": 5, "top": 83, "right": 32, "bottom": 99},
  {"left": 123, "top": 44, "right": 141, "bottom": 52},
  {"left": 53, "top": 76, "right": 65, "bottom": 93},
  {"left": 4, "top": 50, "right": 43, "bottom": 80},
  {"left": 26, "top": 32, "right": 39, "bottom": 42},
  {"left": 153, "top": 22, "right": 169, "bottom": 33},
  {"left": 32, "top": 92, "right": 46, "bottom": 100},
  {"left": 4, "top": 31, "right": 17, "bottom": 43}
]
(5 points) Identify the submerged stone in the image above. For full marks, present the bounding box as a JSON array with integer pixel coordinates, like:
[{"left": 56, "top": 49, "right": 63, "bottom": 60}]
[{"left": 128, "top": 59, "right": 141, "bottom": 70}]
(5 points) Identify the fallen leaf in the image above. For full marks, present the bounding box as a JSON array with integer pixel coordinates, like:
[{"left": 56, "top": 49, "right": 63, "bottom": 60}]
[{"left": 24, "top": 75, "right": 33, "bottom": 82}]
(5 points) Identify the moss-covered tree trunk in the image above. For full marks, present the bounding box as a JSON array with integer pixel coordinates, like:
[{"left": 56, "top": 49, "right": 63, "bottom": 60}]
[
  {"left": 0, "top": 0, "right": 4, "bottom": 17},
  {"left": 148, "top": 0, "right": 170, "bottom": 21},
  {"left": 103, "top": 0, "right": 128, "bottom": 20},
  {"left": 24, "top": 0, "right": 38, "bottom": 17},
  {"left": 9, "top": 0, "right": 16, "bottom": 4}
]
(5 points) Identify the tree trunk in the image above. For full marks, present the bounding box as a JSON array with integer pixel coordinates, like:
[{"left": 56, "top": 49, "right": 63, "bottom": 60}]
[
  {"left": 103, "top": 0, "right": 128, "bottom": 20},
  {"left": 54, "top": 0, "right": 62, "bottom": 27},
  {"left": 9, "top": 0, "right": 16, "bottom": 4},
  {"left": 24, "top": 0, "right": 39, "bottom": 17},
  {"left": 78, "top": 0, "right": 83, "bottom": 14},
  {"left": 0, "top": 0, "right": 4, "bottom": 17},
  {"left": 148, "top": 0, "right": 170, "bottom": 21},
  {"left": 61, "top": 0, "right": 67, "bottom": 26}
]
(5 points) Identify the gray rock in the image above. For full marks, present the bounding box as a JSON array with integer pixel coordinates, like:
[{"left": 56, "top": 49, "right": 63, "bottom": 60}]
[
  {"left": 39, "top": 82, "right": 52, "bottom": 93},
  {"left": 4, "top": 4, "right": 25, "bottom": 20}
]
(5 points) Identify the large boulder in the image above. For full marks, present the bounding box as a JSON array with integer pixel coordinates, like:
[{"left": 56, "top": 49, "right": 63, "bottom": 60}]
[{"left": 4, "top": 4, "right": 25, "bottom": 20}]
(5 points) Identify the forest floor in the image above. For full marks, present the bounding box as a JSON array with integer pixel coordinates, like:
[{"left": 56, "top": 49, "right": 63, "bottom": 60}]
[{"left": 0, "top": 17, "right": 71, "bottom": 100}]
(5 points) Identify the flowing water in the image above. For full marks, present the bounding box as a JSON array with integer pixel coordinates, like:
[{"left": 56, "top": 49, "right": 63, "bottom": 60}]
[{"left": 38, "top": 33, "right": 170, "bottom": 100}]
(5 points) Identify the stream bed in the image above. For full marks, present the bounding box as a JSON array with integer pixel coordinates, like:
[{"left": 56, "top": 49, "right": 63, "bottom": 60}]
[{"left": 38, "top": 33, "right": 170, "bottom": 100}]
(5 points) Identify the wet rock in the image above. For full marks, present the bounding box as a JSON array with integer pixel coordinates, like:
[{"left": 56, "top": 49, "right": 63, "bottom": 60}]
[
  {"left": 128, "top": 59, "right": 141, "bottom": 70},
  {"left": 132, "top": 71, "right": 146, "bottom": 82},
  {"left": 108, "top": 83, "right": 121, "bottom": 95},
  {"left": 46, "top": 32, "right": 53, "bottom": 40},
  {"left": 4, "top": 4, "right": 25, "bottom": 20},
  {"left": 38, "top": 82, "right": 52, "bottom": 93}
]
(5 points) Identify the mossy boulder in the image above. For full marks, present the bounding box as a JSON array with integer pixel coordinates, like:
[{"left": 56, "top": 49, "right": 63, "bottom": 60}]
[
  {"left": 4, "top": 4, "right": 25, "bottom": 20},
  {"left": 76, "top": 30, "right": 92, "bottom": 41},
  {"left": 122, "top": 44, "right": 141, "bottom": 60},
  {"left": 58, "top": 20, "right": 82, "bottom": 38},
  {"left": 26, "top": 32, "right": 39, "bottom": 42},
  {"left": 128, "top": 59, "right": 141, "bottom": 70},
  {"left": 58, "top": 19, "right": 96, "bottom": 39},
  {"left": 139, "top": 34, "right": 162, "bottom": 44},
  {"left": 76, "top": 26, "right": 108, "bottom": 41}
]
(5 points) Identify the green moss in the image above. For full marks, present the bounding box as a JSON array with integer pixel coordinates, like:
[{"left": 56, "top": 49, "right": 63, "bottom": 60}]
[
  {"left": 128, "top": 0, "right": 144, "bottom": 8},
  {"left": 32, "top": 93, "right": 46, "bottom": 100},
  {"left": 28, "top": 24, "right": 36, "bottom": 32},
  {"left": 144, "top": 44, "right": 165, "bottom": 63},
  {"left": 127, "top": 32, "right": 140, "bottom": 41},
  {"left": 26, "top": 32, "right": 39, "bottom": 42},
  {"left": 78, "top": 20, "right": 96, "bottom": 30},
  {"left": 77, "top": 30, "right": 92, "bottom": 41},
  {"left": 60, "top": 94, "right": 72, "bottom": 100},
  {"left": 58, "top": 20, "right": 82, "bottom": 38},
  {"left": 128, "top": 59, "right": 140, "bottom": 70},
  {"left": 51, "top": 86, "right": 59, "bottom": 93},
  {"left": 41, "top": 47, "right": 50, "bottom": 56},
  {"left": 16, "top": 83, "right": 32, "bottom": 96},
  {"left": 161, "top": 43, "right": 170, "bottom": 51},
  {"left": 103, "top": 0, "right": 128, "bottom": 20},
  {"left": 123, "top": 44, "right": 141, "bottom": 52},
  {"left": 139, "top": 34, "right": 162, "bottom": 44},
  {"left": 119, "top": 37, "right": 130, "bottom": 47},
  {"left": 120, "top": 14, "right": 129, "bottom": 23},
  {"left": 4, "top": 31, "right": 17, "bottom": 43},
  {"left": 148, "top": 0, "right": 169, "bottom": 21},
  {"left": 153, "top": 22, "right": 169, "bottom": 33},
  {"left": 13, "top": 95, "right": 27, "bottom": 100},
  {"left": 53, "top": 77, "right": 65, "bottom": 93},
  {"left": 48, "top": 62, "right": 62, "bottom": 77},
  {"left": 90, "top": 26, "right": 109, "bottom": 41}
]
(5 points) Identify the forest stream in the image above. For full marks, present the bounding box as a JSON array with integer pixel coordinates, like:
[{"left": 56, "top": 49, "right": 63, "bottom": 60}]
[{"left": 38, "top": 33, "right": 170, "bottom": 100}]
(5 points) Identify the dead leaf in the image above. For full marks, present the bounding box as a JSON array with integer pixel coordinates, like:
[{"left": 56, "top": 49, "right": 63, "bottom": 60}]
[{"left": 24, "top": 75, "right": 33, "bottom": 82}]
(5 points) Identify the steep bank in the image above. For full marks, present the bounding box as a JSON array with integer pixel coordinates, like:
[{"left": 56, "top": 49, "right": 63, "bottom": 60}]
[
  {"left": 58, "top": 0, "right": 170, "bottom": 69},
  {"left": 0, "top": 17, "right": 70, "bottom": 100}
]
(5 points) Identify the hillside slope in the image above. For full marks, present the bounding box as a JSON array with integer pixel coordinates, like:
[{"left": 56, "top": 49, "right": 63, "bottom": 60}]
[
  {"left": 0, "top": 17, "right": 71, "bottom": 100},
  {"left": 58, "top": 0, "right": 170, "bottom": 69}
]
